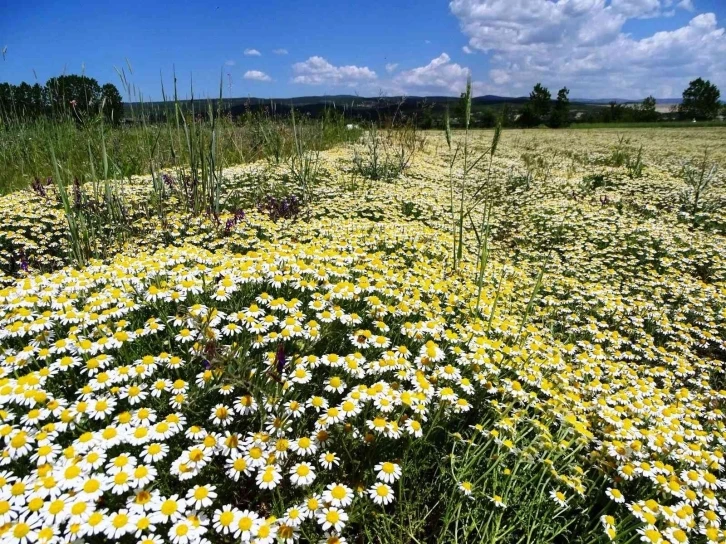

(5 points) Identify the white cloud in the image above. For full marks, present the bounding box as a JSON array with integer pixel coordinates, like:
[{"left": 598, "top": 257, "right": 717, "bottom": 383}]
[
  {"left": 489, "top": 69, "right": 510, "bottom": 86},
  {"left": 450, "top": 0, "right": 726, "bottom": 97},
  {"left": 394, "top": 53, "right": 471, "bottom": 93},
  {"left": 244, "top": 48, "right": 262, "bottom": 56},
  {"left": 244, "top": 70, "right": 271, "bottom": 82},
  {"left": 462, "top": 45, "right": 473, "bottom": 54},
  {"left": 677, "top": 0, "right": 695, "bottom": 11},
  {"left": 224, "top": 60, "right": 235, "bottom": 66},
  {"left": 273, "top": 48, "right": 288, "bottom": 55},
  {"left": 292, "top": 56, "right": 377, "bottom": 86},
  {"left": 385, "top": 63, "right": 398, "bottom": 73}
]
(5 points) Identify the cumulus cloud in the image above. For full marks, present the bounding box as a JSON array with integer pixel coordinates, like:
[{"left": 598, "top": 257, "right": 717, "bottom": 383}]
[
  {"left": 273, "top": 48, "right": 288, "bottom": 55},
  {"left": 450, "top": 0, "right": 726, "bottom": 97},
  {"left": 385, "top": 63, "right": 398, "bottom": 73},
  {"left": 462, "top": 45, "right": 473, "bottom": 54},
  {"left": 244, "top": 70, "right": 271, "bottom": 82},
  {"left": 292, "top": 56, "right": 377, "bottom": 86},
  {"left": 394, "top": 53, "right": 471, "bottom": 93},
  {"left": 244, "top": 48, "right": 261, "bottom": 56}
]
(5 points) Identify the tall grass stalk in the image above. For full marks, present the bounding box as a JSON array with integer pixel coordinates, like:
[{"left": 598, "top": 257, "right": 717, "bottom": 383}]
[
  {"left": 289, "top": 107, "right": 321, "bottom": 217},
  {"left": 445, "top": 76, "right": 502, "bottom": 273}
]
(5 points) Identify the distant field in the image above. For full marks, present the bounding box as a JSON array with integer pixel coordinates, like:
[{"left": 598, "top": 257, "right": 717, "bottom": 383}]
[{"left": 571, "top": 120, "right": 726, "bottom": 129}]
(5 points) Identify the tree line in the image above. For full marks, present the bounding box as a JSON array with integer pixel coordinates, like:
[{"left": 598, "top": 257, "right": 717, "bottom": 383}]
[
  {"left": 0, "top": 75, "right": 124, "bottom": 124},
  {"left": 519, "top": 77, "right": 723, "bottom": 127}
]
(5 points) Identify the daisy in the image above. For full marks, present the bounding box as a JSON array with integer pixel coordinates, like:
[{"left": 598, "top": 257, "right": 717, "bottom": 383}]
[
  {"left": 142, "top": 442, "right": 169, "bottom": 463},
  {"left": 549, "top": 489, "right": 568, "bottom": 508},
  {"left": 323, "top": 483, "right": 354, "bottom": 508},
  {"left": 76, "top": 475, "right": 107, "bottom": 501},
  {"left": 186, "top": 485, "right": 217, "bottom": 510},
  {"left": 131, "top": 464, "right": 157, "bottom": 488},
  {"left": 0, "top": 496, "right": 19, "bottom": 525},
  {"left": 226, "top": 453, "right": 251, "bottom": 481},
  {"left": 316, "top": 507, "right": 348, "bottom": 533},
  {"left": 405, "top": 419, "right": 423, "bottom": 437},
  {"left": 290, "top": 462, "right": 316, "bottom": 487},
  {"left": 151, "top": 495, "right": 187, "bottom": 524},
  {"left": 210, "top": 404, "right": 233, "bottom": 427},
  {"left": 120, "top": 384, "right": 148, "bottom": 405},
  {"left": 368, "top": 483, "right": 395, "bottom": 505},
  {"left": 284, "top": 506, "right": 305, "bottom": 528},
  {"left": 606, "top": 487, "right": 626, "bottom": 504},
  {"left": 106, "top": 453, "right": 137, "bottom": 474},
  {"left": 285, "top": 400, "right": 305, "bottom": 419},
  {"left": 459, "top": 481, "right": 473, "bottom": 496},
  {"left": 291, "top": 436, "right": 318, "bottom": 456},
  {"left": 168, "top": 518, "right": 197, "bottom": 544},
  {"left": 212, "top": 505, "right": 238, "bottom": 535},
  {"left": 233, "top": 509, "right": 260, "bottom": 542},
  {"left": 319, "top": 533, "right": 348, "bottom": 544},
  {"left": 375, "top": 462, "right": 401, "bottom": 483},
  {"left": 109, "top": 470, "right": 134, "bottom": 495},
  {"left": 6, "top": 515, "right": 42, "bottom": 544},
  {"left": 277, "top": 522, "right": 299, "bottom": 544},
  {"left": 490, "top": 495, "right": 507, "bottom": 508},
  {"left": 256, "top": 466, "right": 282, "bottom": 490},
  {"left": 325, "top": 376, "right": 347, "bottom": 394},
  {"left": 87, "top": 397, "right": 118, "bottom": 423},
  {"left": 300, "top": 494, "right": 322, "bottom": 519},
  {"left": 254, "top": 517, "right": 277, "bottom": 544},
  {"left": 319, "top": 451, "right": 340, "bottom": 470},
  {"left": 234, "top": 395, "right": 258, "bottom": 415},
  {"left": 103, "top": 509, "right": 138, "bottom": 539}
]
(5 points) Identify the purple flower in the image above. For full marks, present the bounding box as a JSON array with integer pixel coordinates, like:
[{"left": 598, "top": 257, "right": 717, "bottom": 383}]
[
  {"left": 275, "top": 343, "right": 286, "bottom": 374},
  {"left": 18, "top": 251, "right": 29, "bottom": 272},
  {"left": 31, "top": 178, "right": 47, "bottom": 197}
]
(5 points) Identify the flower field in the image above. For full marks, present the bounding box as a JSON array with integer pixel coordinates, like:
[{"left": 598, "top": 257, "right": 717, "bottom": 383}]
[{"left": 0, "top": 127, "right": 725, "bottom": 543}]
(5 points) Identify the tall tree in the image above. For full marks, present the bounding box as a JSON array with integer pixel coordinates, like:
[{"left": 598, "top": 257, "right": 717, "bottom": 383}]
[
  {"left": 1, "top": 76, "right": 122, "bottom": 123},
  {"left": 14, "top": 82, "right": 33, "bottom": 116},
  {"left": 529, "top": 83, "right": 552, "bottom": 124},
  {"left": 678, "top": 78, "right": 721, "bottom": 121},
  {"left": 101, "top": 83, "right": 124, "bottom": 124},
  {"left": 0, "top": 82, "right": 12, "bottom": 119},
  {"left": 639, "top": 95, "right": 658, "bottom": 122},
  {"left": 45, "top": 74, "right": 102, "bottom": 118},
  {"left": 549, "top": 87, "right": 570, "bottom": 128}
]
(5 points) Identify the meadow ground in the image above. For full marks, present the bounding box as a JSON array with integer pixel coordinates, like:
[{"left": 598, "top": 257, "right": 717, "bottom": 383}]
[{"left": 0, "top": 126, "right": 724, "bottom": 544}]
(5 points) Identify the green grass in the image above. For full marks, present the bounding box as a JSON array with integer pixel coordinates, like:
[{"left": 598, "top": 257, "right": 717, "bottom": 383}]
[{"left": 0, "top": 108, "right": 360, "bottom": 195}]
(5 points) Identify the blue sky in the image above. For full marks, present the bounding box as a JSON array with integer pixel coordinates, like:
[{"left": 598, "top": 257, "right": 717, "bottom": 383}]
[{"left": 2, "top": 0, "right": 725, "bottom": 99}]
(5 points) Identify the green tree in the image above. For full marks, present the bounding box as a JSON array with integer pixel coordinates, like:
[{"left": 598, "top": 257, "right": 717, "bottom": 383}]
[
  {"left": 638, "top": 95, "right": 658, "bottom": 122},
  {"left": 101, "top": 83, "right": 124, "bottom": 124},
  {"left": 529, "top": 83, "right": 551, "bottom": 124},
  {"left": 0, "top": 82, "right": 11, "bottom": 120},
  {"left": 549, "top": 87, "right": 570, "bottom": 128},
  {"left": 14, "top": 82, "right": 33, "bottom": 116},
  {"left": 45, "top": 74, "right": 102, "bottom": 119},
  {"left": 678, "top": 78, "right": 721, "bottom": 121}
]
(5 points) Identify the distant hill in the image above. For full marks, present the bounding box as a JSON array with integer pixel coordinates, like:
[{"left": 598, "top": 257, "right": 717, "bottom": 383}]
[
  {"left": 122, "top": 94, "right": 686, "bottom": 126},
  {"left": 572, "top": 98, "right": 682, "bottom": 105},
  {"left": 126, "top": 94, "right": 682, "bottom": 115},
  {"left": 123, "top": 94, "right": 540, "bottom": 123}
]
